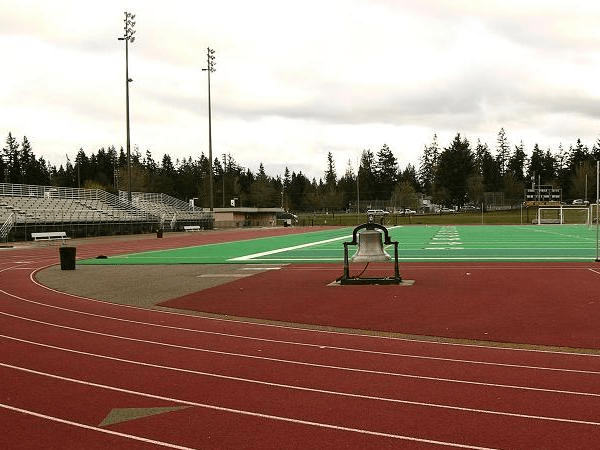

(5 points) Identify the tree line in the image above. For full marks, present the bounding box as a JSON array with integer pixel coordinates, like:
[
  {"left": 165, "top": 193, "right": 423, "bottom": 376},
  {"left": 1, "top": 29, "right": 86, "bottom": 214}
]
[
  {"left": 420, "top": 129, "right": 600, "bottom": 209},
  {"left": 2, "top": 129, "right": 600, "bottom": 211}
]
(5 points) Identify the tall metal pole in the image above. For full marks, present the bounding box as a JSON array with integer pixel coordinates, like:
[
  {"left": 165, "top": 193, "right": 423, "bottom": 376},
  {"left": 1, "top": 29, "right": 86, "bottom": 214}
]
[
  {"left": 203, "top": 47, "right": 215, "bottom": 211},
  {"left": 222, "top": 153, "right": 226, "bottom": 207},
  {"left": 125, "top": 37, "right": 132, "bottom": 202},
  {"left": 596, "top": 161, "right": 600, "bottom": 262},
  {"left": 119, "top": 11, "right": 135, "bottom": 203},
  {"left": 356, "top": 159, "right": 360, "bottom": 215}
]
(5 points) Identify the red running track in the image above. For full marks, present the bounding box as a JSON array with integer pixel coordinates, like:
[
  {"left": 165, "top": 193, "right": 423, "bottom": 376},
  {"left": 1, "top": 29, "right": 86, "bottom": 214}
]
[
  {"left": 162, "top": 262, "right": 600, "bottom": 349},
  {"left": 1, "top": 231, "right": 600, "bottom": 449}
]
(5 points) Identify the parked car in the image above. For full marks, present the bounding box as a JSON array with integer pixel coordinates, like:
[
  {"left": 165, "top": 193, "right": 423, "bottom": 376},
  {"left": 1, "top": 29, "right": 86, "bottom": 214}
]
[
  {"left": 367, "top": 209, "right": 389, "bottom": 215},
  {"left": 403, "top": 209, "right": 417, "bottom": 215}
]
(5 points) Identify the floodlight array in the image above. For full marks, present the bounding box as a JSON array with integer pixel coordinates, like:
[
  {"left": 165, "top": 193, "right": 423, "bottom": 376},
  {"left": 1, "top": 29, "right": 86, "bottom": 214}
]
[
  {"left": 204, "top": 47, "right": 216, "bottom": 73},
  {"left": 123, "top": 11, "right": 136, "bottom": 43}
]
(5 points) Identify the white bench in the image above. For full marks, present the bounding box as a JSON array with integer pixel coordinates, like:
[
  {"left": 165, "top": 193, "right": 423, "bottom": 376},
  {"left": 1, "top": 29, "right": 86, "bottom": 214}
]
[
  {"left": 31, "top": 231, "right": 70, "bottom": 242},
  {"left": 183, "top": 225, "right": 202, "bottom": 232}
]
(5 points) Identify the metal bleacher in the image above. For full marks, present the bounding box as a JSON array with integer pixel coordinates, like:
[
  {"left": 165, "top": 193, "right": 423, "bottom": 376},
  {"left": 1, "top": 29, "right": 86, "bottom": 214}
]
[
  {"left": 126, "top": 191, "right": 213, "bottom": 230},
  {"left": 0, "top": 183, "right": 213, "bottom": 241}
]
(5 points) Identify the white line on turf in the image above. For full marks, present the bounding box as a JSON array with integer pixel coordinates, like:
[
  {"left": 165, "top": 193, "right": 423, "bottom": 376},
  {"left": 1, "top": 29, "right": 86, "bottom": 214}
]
[{"left": 228, "top": 227, "right": 402, "bottom": 262}]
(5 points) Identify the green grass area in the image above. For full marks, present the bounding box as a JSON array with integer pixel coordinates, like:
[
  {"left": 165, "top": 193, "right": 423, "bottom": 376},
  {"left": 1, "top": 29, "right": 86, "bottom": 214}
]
[
  {"left": 80, "top": 224, "right": 600, "bottom": 265},
  {"left": 298, "top": 209, "right": 532, "bottom": 226}
]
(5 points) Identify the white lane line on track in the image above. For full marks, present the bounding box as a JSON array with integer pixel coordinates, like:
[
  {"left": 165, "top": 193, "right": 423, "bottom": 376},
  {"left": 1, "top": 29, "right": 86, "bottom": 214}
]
[
  {"left": 0, "top": 265, "right": 37, "bottom": 273},
  {"left": 0, "top": 403, "right": 498, "bottom": 450},
  {"left": 2, "top": 359, "right": 600, "bottom": 447},
  {"left": 196, "top": 274, "right": 252, "bottom": 278},
  {"left": 2, "top": 323, "right": 599, "bottom": 401},
  {"left": 3, "top": 286, "right": 600, "bottom": 374},
  {"left": 2, "top": 297, "right": 599, "bottom": 376},
  {"left": 26, "top": 264, "right": 600, "bottom": 359},
  {"left": 0, "top": 403, "right": 196, "bottom": 450}
]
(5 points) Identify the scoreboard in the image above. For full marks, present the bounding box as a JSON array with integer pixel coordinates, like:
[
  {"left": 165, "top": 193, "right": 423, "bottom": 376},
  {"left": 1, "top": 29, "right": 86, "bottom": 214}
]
[{"left": 524, "top": 185, "right": 561, "bottom": 204}]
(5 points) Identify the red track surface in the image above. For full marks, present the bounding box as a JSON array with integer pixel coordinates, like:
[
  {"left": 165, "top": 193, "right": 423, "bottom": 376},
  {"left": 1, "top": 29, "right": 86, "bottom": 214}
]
[
  {"left": 162, "top": 262, "right": 600, "bottom": 349},
  {"left": 1, "top": 229, "right": 600, "bottom": 449}
]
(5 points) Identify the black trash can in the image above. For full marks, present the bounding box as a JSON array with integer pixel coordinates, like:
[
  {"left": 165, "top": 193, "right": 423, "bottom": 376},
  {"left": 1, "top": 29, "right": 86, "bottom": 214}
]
[
  {"left": 59, "top": 246, "right": 76, "bottom": 270},
  {"left": 157, "top": 229, "right": 163, "bottom": 238}
]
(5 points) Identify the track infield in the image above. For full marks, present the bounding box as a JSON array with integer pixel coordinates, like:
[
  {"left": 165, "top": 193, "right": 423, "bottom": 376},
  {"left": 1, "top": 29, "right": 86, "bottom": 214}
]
[
  {"left": 78, "top": 224, "right": 600, "bottom": 264},
  {"left": 69, "top": 224, "right": 600, "bottom": 350}
]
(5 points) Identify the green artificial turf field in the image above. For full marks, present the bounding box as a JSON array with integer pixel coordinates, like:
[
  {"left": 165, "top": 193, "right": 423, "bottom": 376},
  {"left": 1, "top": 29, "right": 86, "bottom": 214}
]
[{"left": 79, "top": 224, "right": 600, "bottom": 265}]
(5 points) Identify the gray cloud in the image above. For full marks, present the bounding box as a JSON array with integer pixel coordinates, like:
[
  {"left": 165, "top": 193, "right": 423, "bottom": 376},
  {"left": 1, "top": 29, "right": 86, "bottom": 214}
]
[{"left": 2, "top": 0, "right": 600, "bottom": 181}]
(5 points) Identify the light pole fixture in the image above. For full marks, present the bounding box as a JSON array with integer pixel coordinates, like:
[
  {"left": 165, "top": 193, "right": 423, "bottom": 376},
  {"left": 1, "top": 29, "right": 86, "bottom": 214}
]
[
  {"left": 202, "top": 47, "right": 215, "bottom": 211},
  {"left": 118, "top": 11, "right": 135, "bottom": 203}
]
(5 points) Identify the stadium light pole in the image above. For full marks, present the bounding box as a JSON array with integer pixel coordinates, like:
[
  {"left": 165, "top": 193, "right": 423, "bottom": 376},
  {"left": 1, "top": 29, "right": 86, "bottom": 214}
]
[
  {"left": 592, "top": 161, "right": 600, "bottom": 262},
  {"left": 356, "top": 158, "right": 360, "bottom": 215},
  {"left": 202, "top": 47, "right": 216, "bottom": 211},
  {"left": 118, "top": 11, "right": 136, "bottom": 203}
]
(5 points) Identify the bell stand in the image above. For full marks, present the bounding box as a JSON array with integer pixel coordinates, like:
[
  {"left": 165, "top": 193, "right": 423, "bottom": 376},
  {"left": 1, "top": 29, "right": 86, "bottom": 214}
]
[{"left": 340, "top": 222, "right": 402, "bottom": 285}]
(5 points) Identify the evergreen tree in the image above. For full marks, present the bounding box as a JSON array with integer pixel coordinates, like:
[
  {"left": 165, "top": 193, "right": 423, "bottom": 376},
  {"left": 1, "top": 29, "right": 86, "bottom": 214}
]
[
  {"left": 92, "top": 147, "right": 115, "bottom": 189},
  {"left": 282, "top": 167, "right": 291, "bottom": 210},
  {"left": 144, "top": 150, "right": 157, "bottom": 174},
  {"left": 160, "top": 154, "right": 176, "bottom": 177},
  {"left": 324, "top": 152, "right": 337, "bottom": 189},
  {"left": 398, "top": 163, "right": 420, "bottom": 191},
  {"left": 592, "top": 138, "right": 600, "bottom": 161},
  {"left": 526, "top": 144, "right": 544, "bottom": 187},
  {"left": 0, "top": 144, "right": 5, "bottom": 183},
  {"left": 434, "top": 133, "right": 475, "bottom": 207},
  {"left": 20, "top": 136, "right": 35, "bottom": 184},
  {"left": 152, "top": 154, "right": 176, "bottom": 195},
  {"left": 419, "top": 134, "right": 439, "bottom": 195},
  {"left": 474, "top": 139, "right": 501, "bottom": 192},
  {"left": 74, "top": 148, "right": 89, "bottom": 188},
  {"left": 64, "top": 156, "right": 76, "bottom": 187},
  {"left": 3, "top": 132, "right": 20, "bottom": 183},
  {"left": 507, "top": 140, "right": 527, "bottom": 184},
  {"left": 555, "top": 143, "right": 571, "bottom": 196},
  {"left": 337, "top": 159, "right": 357, "bottom": 211},
  {"left": 358, "top": 149, "right": 376, "bottom": 201},
  {"left": 496, "top": 128, "right": 510, "bottom": 176},
  {"left": 567, "top": 139, "right": 593, "bottom": 201},
  {"left": 568, "top": 139, "right": 589, "bottom": 169},
  {"left": 250, "top": 163, "right": 278, "bottom": 207},
  {"left": 542, "top": 149, "right": 557, "bottom": 183},
  {"left": 375, "top": 144, "right": 398, "bottom": 200}
]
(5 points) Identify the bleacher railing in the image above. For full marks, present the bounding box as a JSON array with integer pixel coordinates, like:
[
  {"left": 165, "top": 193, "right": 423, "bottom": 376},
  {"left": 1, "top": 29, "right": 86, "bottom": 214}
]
[
  {"left": 0, "top": 183, "right": 132, "bottom": 208},
  {"left": 0, "top": 183, "right": 152, "bottom": 224},
  {"left": 0, "top": 183, "right": 213, "bottom": 229},
  {"left": 0, "top": 213, "right": 14, "bottom": 240},
  {"left": 122, "top": 190, "right": 214, "bottom": 223},
  {"left": 125, "top": 191, "right": 197, "bottom": 211}
]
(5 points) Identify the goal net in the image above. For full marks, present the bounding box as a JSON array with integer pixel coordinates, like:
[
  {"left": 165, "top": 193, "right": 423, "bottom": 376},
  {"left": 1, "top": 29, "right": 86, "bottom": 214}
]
[
  {"left": 537, "top": 207, "right": 590, "bottom": 225},
  {"left": 591, "top": 203, "right": 600, "bottom": 224}
]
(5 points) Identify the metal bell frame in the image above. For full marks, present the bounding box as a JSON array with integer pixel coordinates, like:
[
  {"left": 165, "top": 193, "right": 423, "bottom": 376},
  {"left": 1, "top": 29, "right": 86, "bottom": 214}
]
[{"left": 340, "top": 222, "right": 402, "bottom": 285}]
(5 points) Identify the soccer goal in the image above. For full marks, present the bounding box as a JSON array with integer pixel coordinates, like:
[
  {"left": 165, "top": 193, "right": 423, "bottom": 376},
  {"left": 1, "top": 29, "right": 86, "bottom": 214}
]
[
  {"left": 590, "top": 203, "right": 600, "bottom": 224},
  {"left": 537, "top": 206, "right": 590, "bottom": 225}
]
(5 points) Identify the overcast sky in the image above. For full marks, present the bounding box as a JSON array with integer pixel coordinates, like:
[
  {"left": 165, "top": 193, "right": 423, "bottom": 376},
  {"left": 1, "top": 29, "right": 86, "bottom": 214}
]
[{"left": 2, "top": 0, "right": 600, "bottom": 181}]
